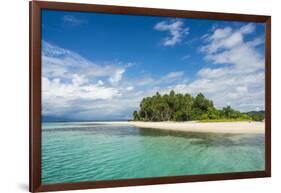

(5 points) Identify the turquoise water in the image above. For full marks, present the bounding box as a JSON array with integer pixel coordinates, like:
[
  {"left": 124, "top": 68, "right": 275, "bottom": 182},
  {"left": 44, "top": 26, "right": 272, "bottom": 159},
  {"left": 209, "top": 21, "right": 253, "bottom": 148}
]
[{"left": 42, "top": 122, "right": 265, "bottom": 184}]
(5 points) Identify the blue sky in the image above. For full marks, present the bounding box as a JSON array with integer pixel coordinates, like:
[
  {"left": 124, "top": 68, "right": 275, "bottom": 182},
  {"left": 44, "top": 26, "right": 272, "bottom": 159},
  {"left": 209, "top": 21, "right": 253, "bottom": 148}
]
[{"left": 41, "top": 9, "right": 265, "bottom": 121}]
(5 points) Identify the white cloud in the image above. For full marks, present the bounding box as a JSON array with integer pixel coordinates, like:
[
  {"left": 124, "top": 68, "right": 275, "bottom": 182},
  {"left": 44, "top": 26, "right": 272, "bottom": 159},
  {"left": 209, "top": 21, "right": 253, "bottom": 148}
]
[
  {"left": 173, "top": 23, "right": 265, "bottom": 112},
  {"left": 201, "top": 31, "right": 242, "bottom": 54},
  {"left": 72, "top": 74, "right": 88, "bottom": 86},
  {"left": 42, "top": 41, "right": 134, "bottom": 118},
  {"left": 42, "top": 41, "right": 127, "bottom": 82},
  {"left": 108, "top": 69, "right": 125, "bottom": 83},
  {"left": 97, "top": 80, "right": 104, "bottom": 85},
  {"left": 208, "top": 27, "right": 232, "bottom": 40},
  {"left": 136, "top": 71, "right": 185, "bottom": 87},
  {"left": 201, "top": 23, "right": 258, "bottom": 54},
  {"left": 43, "top": 76, "right": 119, "bottom": 101},
  {"left": 154, "top": 19, "right": 189, "bottom": 46},
  {"left": 126, "top": 86, "right": 134, "bottom": 91},
  {"left": 159, "top": 71, "right": 184, "bottom": 83},
  {"left": 182, "top": 54, "right": 190, "bottom": 60},
  {"left": 240, "top": 23, "right": 255, "bottom": 34},
  {"left": 42, "top": 75, "right": 120, "bottom": 115},
  {"left": 137, "top": 77, "right": 154, "bottom": 86},
  {"left": 62, "top": 15, "right": 87, "bottom": 25},
  {"left": 247, "top": 37, "right": 264, "bottom": 47}
]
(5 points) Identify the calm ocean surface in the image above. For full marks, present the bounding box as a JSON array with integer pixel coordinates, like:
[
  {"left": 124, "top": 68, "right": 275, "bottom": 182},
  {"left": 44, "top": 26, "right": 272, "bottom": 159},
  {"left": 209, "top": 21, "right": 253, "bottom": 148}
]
[{"left": 42, "top": 122, "right": 265, "bottom": 184}]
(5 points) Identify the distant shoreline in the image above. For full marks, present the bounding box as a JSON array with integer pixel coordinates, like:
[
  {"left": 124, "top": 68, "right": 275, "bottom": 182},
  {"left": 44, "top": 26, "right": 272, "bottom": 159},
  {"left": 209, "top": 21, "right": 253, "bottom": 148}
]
[{"left": 75, "top": 121, "right": 265, "bottom": 134}]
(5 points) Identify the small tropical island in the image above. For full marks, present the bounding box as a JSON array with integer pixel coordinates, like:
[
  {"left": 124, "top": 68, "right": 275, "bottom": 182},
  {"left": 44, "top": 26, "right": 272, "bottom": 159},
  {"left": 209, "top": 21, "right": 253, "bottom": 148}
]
[
  {"left": 132, "top": 90, "right": 264, "bottom": 122},
  {"left": 110, "top": 90, "right": 266, "bottom": 134}
]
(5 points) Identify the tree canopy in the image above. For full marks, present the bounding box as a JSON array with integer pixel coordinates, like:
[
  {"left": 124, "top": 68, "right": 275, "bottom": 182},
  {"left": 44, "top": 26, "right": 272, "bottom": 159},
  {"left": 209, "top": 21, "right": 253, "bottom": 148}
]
[{"left": 132, "top": 90, "right": 264, "bottom": 122}]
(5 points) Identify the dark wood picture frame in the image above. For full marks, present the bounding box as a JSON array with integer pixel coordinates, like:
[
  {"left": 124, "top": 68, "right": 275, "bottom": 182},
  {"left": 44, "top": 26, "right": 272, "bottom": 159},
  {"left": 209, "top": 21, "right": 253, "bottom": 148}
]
[{"left": 30, "top": 1, "right": 271, "bottom": 192}]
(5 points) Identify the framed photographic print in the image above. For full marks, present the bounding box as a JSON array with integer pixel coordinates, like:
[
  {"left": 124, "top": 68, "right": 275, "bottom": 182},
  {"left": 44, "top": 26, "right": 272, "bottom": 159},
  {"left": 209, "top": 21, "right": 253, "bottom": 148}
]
[{"left": 30, "top": 1, "right": 271, "bottom": 192}]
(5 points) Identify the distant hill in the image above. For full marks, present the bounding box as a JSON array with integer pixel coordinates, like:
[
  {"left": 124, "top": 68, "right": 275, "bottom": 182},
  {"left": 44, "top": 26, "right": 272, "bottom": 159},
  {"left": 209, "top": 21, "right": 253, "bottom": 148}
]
[
  {"left": 246, "top": 111, "right": 265, "bottom": 121},
  {"left": 246, "top": 110, "right": 265, "bottom": 116},
  {"left": 42, "top": 116, "right": 72, "bottom": 122}
]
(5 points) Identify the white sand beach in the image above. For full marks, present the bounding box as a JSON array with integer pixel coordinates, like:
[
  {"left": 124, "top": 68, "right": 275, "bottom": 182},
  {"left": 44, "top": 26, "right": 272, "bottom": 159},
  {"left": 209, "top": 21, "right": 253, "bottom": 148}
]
[{"left": 97, "top": 121, "right": 265, "bottom": 134}]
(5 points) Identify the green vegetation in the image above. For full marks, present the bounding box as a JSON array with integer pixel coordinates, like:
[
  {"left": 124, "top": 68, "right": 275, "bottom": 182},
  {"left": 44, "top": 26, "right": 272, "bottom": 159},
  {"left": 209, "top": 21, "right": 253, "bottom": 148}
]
[
  {"left": 132, "top": 90, "right": 264, "bottom": 122},
  {"left": 246, "top": 111, "right": 265, "bottom": 121}
]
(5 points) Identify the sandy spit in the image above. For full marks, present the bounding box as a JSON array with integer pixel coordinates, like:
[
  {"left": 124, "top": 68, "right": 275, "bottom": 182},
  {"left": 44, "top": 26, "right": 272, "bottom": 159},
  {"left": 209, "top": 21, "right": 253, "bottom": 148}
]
[{"left": 94, "top": 121, "right": 264, "bottom": 134}]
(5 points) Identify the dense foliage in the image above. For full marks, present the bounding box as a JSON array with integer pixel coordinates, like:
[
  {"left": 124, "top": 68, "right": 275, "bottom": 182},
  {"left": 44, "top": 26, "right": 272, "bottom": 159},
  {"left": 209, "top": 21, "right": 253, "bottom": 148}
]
[
  {"left": 246, "top": 111, "right": 265, "bottom": 122},
  {"left": 132, "top": 90, "right": 264, "bottom": 122}
]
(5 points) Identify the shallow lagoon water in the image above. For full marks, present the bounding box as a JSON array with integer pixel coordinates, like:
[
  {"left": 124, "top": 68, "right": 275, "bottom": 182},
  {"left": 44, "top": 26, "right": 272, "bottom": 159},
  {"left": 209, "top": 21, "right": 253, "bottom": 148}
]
[{"left": 42, "top": 122, "right": 265, "bottom": 184}]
